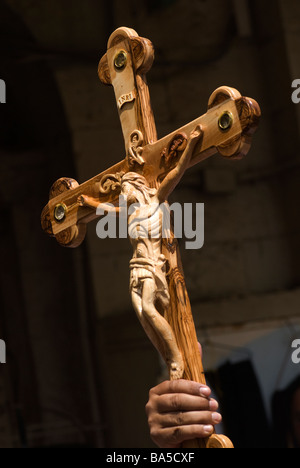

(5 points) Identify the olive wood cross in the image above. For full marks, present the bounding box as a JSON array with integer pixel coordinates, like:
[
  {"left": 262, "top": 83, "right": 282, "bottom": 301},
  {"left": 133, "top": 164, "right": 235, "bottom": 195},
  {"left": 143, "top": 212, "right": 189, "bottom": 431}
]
[{"left": 41, "top": 27, "right": 260, "bottom": 448}]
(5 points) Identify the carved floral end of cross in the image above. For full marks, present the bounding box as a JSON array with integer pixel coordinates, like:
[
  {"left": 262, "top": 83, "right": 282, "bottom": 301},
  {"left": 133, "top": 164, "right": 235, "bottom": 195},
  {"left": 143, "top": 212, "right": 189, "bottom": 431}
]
[{"left": 41, "top": 27, "right": 261, "bottom": 449}]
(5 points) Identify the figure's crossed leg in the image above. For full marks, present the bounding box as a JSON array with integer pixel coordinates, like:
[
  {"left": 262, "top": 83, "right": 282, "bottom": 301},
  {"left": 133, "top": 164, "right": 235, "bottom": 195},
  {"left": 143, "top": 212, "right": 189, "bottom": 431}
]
[{"left": 131, "top": 279, "right": 184, "bottom": 380}]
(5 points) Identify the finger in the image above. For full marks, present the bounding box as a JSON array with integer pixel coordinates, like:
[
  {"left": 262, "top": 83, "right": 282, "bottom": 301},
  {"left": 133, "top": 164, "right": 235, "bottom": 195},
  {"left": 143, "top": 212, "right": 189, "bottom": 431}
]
[
  {"left": 151, "top": 423, "right": 214, "bottom": 448},
  {"left": 155, "top": 392, "right": 212, "bottom": 413},
  {"left": 151, "top": 379, "right": 211, "bottom": 398},
  {"left": 157, "top": 409, "right": 219, "bottom": 429}
]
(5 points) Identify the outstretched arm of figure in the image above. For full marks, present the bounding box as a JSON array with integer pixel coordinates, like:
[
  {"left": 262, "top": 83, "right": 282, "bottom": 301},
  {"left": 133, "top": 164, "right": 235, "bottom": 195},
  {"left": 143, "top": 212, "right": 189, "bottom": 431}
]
[
  {"left": 157, "top": 125, "right": 203, "bottom": 203},
  {"left": 78, "top": 195, "right": 120, "bottom": 214}
]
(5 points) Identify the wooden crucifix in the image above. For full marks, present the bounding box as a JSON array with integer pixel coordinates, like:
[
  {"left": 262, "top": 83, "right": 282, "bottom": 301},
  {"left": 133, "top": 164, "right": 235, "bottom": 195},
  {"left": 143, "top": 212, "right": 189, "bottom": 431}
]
[{"left": 41, "top": 27, "right": 260, "bottom": 448}]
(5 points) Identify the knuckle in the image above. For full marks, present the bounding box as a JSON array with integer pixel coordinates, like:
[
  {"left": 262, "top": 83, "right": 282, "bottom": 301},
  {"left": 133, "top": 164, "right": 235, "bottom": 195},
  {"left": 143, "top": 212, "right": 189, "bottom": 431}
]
[
  {"left": 147, "top": 409, "right": 157, "bottom": 427},
  {"left": 146, "top": 390, "right": 157, "bottom": 414},
  {"left": 148, "top": 387, "right": 155, "bottom": 399},
  {"left": 170, "top": 394, "right": 180, "bottom": 410},
  {"left": 175, "top": 412, "right": 184, "bottom": 426},
  {"left": 171, "top": 427, "right": 183, "bottom": 444},
  {"left": 149, "top": 426, "right": 160, "bottom": 442},
  {"left": 145, "top": 402, "right": 155, "bottom": 419}
]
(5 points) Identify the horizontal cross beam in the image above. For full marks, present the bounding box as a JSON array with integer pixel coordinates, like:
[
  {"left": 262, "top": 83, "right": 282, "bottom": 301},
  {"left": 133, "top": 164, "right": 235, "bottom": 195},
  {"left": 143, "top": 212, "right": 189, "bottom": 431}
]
[{"left": 41, "top": 87, "right": 259, "bottom": 247}]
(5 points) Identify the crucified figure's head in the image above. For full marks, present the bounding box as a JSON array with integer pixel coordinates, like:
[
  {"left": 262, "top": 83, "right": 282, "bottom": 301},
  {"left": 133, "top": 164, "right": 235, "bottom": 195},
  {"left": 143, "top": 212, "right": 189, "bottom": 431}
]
[{"left": 121, "top": 172, "right": 156, "bottom": 205}]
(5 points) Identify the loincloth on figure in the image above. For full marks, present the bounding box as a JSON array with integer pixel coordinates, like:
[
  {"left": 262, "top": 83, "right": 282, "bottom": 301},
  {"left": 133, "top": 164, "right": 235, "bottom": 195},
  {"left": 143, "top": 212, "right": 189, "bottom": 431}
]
[{"left": 129, "top": 254, "right": 170, "bottom": 308}]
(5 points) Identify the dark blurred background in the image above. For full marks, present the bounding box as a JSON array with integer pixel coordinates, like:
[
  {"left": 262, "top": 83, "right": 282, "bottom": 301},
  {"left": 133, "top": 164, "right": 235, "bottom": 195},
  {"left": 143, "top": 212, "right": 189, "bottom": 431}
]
[{"left": 0, "top": 0, "right": 300, "bottom": 448}]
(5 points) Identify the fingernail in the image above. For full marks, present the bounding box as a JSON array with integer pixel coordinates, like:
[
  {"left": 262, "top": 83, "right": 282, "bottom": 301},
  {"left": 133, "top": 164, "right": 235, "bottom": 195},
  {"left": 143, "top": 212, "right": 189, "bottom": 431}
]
[
  {"left": 212, "top": 412, "right": 222, "bottom": 424},
  {"left": 199, "top": 386, "right": 210, "bottom": 397},
  {"left": 209, "top": 399, "right": 218, "bottom": 411},
  {"left": 203, "top": 425, "right": 213, "bottom": 434}
]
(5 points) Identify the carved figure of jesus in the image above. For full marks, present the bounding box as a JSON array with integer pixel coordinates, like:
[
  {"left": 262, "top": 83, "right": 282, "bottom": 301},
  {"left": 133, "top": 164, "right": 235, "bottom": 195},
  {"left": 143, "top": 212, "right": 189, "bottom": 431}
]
[{"left": 79, "top": 125, "right": 203, "bottom": 379}]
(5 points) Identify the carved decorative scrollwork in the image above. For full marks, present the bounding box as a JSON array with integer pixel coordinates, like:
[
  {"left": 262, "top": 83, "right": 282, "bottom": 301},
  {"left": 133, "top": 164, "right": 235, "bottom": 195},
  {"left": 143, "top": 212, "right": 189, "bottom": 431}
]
[
  {"left": 98, "top": 171, "right": 125, "bottom": 194},
  {"left": 127, "top": 130, "right": 145, "bottom": 169}
]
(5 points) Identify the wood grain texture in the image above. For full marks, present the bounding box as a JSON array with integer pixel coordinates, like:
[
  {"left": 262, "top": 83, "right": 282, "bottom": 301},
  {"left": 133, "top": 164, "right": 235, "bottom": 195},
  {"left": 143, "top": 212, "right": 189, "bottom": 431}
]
[
  {"left": 162, "top": 230, "right": 233, "bottom": 448},
  {"left": 41, "top": 27, "right": 261, "bottom": 448}
]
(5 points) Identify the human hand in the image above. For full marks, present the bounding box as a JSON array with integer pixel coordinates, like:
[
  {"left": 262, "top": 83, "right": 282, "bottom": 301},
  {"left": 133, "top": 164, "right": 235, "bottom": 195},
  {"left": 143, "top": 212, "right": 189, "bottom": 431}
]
[
  {"left": 145, "top": 379, "right": 221, "bottom": 448},
  {"left": 189, "top": 124, "right": 203, "bottom": 141}
]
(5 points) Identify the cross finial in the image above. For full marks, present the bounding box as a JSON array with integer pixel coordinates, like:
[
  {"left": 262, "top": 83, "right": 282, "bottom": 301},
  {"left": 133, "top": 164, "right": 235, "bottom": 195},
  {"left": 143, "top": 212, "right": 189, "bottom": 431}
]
[{"left": 98, "top": 27, "right": 157, "bottom": 151}]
